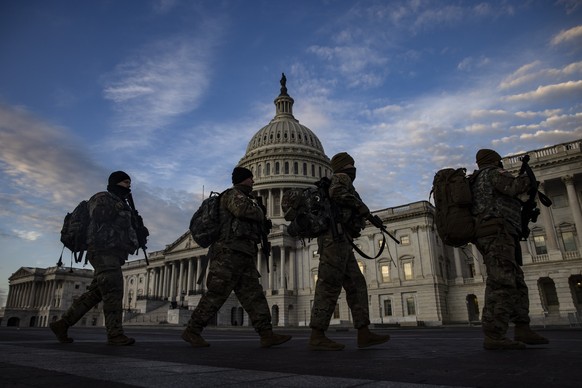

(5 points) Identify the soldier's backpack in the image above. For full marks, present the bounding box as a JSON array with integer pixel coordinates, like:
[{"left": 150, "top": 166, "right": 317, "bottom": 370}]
[
  {"left": 430, "top": 168, "right": 475, "bottom": 247},
  {"left": 189, "top": 190, "right": 229, "bottom": 248},
  {"left": 281, "top": 177, "right": 332, "bottom": 239},
  {"left": 60, "top": 199, "right": 91, "bottom": 264}
]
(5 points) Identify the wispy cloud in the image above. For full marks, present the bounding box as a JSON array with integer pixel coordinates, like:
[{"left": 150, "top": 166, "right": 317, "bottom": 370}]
[
  {"left": 102, "top": 20, "right": 225, "bottom": 149},
  {"left": 504, "top": 80, "right": 582, "bottom": 102}
]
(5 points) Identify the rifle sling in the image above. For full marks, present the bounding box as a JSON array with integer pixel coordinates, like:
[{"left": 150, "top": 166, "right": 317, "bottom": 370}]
[{"left": 349, "top": 229, "right": 387, "bottom": 260}]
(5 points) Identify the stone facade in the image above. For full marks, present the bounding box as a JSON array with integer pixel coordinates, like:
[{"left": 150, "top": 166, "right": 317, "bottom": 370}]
[{"left": 1, "top": 266, "right": 103, "bottom": 328}]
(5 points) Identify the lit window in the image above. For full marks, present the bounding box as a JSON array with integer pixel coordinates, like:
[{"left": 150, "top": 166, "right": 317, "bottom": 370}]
[
  {"left": 380, "top": 264, "right": 390, "bottom": 282},
  {"left": 403, "top": 262, "right": 413, "bottom": 280},
  {"left": 533, "top": 235, "right": 548, "bottom": 255},
  {"left": 358, "top": 261, "right": 365, "bottom": 274},
  {"left": 562, "top": 231, "right": 577, "bottom": 252},
  {"left": 333, "top": 304, "right": 340, "bottom": 319},
  {"left": 401, "top": 235, "right": 410, "bottom": 245}
]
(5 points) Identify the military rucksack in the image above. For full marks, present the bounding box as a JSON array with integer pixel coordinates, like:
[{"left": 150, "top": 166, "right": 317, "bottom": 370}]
[
  {"left": 281, "top": 177, "right": 332, "bottom": 239},
  {"left": 189, "top": 190, "right": 229, "bottom": 248},
  {"left": 60, "top": 199, "right": 91, "bottom": 264},
  {"left": 430, "top": 168, "right": 475, "bottom": 247}
]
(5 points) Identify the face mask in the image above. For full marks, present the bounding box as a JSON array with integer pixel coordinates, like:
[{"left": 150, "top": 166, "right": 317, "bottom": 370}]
[{"left": 342, "top": 167, "right": 356, "bottom": 182}]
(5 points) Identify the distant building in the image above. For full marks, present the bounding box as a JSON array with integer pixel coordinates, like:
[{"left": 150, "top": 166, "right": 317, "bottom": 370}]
[{"left": 1, "top": 266, "right": 103, "bottom": 328}]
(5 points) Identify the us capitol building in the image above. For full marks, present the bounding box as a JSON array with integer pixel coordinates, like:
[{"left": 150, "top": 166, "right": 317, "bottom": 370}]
[{"left": 3, "top": 76, "right": 582, "bottom": 329}]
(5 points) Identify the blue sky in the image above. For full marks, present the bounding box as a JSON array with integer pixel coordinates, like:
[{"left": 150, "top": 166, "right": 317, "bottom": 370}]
[{"left": 1, "top": 0, "right": 581, "bottom": 305}]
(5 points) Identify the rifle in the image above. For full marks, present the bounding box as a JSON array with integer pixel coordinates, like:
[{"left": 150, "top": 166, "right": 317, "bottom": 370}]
[
  {"left": 127, "top": 193, "right": 150, "bottom": 265},
  {"left": 256, "top": 197, "right": 271, "bottom": 273},
  {"left": 368, "top": 214, "right": 401, "bottom": 244},
  {"left": 518, "top": 155, "right": 552, "bottom": 241}
]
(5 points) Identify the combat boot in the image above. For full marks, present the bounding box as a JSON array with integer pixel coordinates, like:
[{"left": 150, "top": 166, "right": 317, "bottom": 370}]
[
  {"left": 514, "top": 324, "right": 549, "bottom": 345},
  {"left": 259, "top": 329, "right": 292, "bottom": 348},
  {"left": 357, "top": 326, "right": 390, "bottom": 348},
  {"left": 107, "top": 334, "right": 135, "bottom": 346},
  {"left": 181, "top": 329, "right": 210, "bottom": 348},
  {"left": 483, "top": 335, "right": 526, "bottom": 350},
  {"left": 49, "top": 319, "right": 73, "bottom": 343},
  {"left": 309, "top": 329, "right": 345, "bottom": 351}
]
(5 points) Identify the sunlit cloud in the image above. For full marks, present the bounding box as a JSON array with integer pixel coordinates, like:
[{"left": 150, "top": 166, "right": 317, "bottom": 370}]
[
  {"left": 504, "top": 80, "right": 582, "bottom": 102},
  {"left": 550, "top": 24, "right": 582, "bottom": 46}
]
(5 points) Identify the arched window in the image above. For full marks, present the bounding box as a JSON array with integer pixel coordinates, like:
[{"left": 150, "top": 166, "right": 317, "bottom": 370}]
[
  {"left": 275, "top": 162, "right": 280, "bottom": 175},
  {"left": 284, "top": 162, "right": 289, "bottom": 174}
]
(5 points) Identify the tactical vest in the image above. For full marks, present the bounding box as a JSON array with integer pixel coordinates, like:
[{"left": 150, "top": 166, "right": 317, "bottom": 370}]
[{"left": 471, "top": 167, "right": 522, "bottom": 234}]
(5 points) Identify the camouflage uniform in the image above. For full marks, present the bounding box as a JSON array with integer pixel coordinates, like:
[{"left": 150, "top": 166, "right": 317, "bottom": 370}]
[
  {"left": 310, "top": 172, "right": 371, "bottom": 331},
  {"left": 61, "top": 191, "right": 138, "bottom": 338},
  {"left": 186, "top": 184, "right": 273, "bottom": 334},
  {"left": 472, "top": 166, "right": 532, "bottom": 340}
]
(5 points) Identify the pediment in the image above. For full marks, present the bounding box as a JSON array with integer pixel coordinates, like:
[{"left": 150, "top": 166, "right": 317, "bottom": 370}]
[
  {"left": 164, "top": 230, "right": 196, "bottom": 253},
  {"left": 9, "top": 267, "right": 36, "bottom": 281}
]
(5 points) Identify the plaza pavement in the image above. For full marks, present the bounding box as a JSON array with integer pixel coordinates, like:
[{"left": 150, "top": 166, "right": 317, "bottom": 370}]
[{"left": 0, "top": 325, "right": 580, "bottom": 387}]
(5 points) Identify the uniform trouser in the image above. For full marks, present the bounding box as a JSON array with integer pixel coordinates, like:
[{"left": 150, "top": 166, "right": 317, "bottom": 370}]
[
  {"left": 187, "top": 248, "right": 272, "bottom": 334},
  {"left": 61, "top": 252, "right": 125, "bottom": 338},
  {"left": 476, "top": 230, "right": 530, "bottom": 339},
  {"left": 310, "top": 233, "right": 370, "bottom": 331}
]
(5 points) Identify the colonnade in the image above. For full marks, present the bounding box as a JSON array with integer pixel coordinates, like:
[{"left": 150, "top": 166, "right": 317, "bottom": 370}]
[
  {"left": 138, "top": 247, "right": 297, "bottom": 302},
  {"left": 6, "top": 279, "right": 60, "bottom": 309}
]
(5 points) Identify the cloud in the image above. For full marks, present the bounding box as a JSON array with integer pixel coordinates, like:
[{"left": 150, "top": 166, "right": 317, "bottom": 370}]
[
  {"left": 499, "top": 61, "right": 582, "bottom": 90},
  {"left": 504, "top": 80, "right": 582, "bottom": 102},
  {"left": 102, "top": 20, "right": 225, "bottom": 149},
  {"left": 457, "top": 56, "right": 491, "bottom": 72},
  {"left": 551, "top": 24, "right": 582, "bottom": 46}
]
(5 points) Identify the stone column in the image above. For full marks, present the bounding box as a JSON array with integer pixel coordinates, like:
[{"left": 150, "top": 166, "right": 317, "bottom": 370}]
[
  {"left": 169, "top": 262, "right": 177, "bottom": 301},
  {"left": 290, "top": 249, "right": 295, "bottom": 290},
  {"left": 187, "top": 258, "right": 194, "bottom": 294},
  {"left": 161, "top": 265, "right": 168, "bottom": 299},
  {"left": 453, "top": 248, "right": 464, "bottom": 284},
  {"left": 178, "top": 259, "right": 185, "bottom": 298},
  {"left": 280, "top": 246, "right": 286, "bottom": 291},
  {"left": 144, "top": 269, "right": 150, "bottom": 297},
  {"left": 268, "top": 254, "right": 274, "bottom": 291},
  {"left": 539, "top": 181, "right": 559, "bottom": 248},
  {"left": 563, "top": 175, "right": 582, "bottom": 249}
]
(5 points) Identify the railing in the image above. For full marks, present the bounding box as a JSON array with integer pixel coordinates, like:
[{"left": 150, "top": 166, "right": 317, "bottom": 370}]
[
  {"left": 563, "top": 251, "right": 581, "bottom": 260},
  {"left": 504, "top": 139, "right": 581, "bottom": 168},
  {"left": 532, "top": 254, "right": 549, "bottom": 263}
]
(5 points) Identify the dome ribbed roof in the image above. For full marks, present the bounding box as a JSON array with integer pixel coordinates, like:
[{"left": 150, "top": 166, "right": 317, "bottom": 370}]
[
  {"left": 246, "top": 118, "right": 325, "bottom": 154},
  {"left": 243, "top": 74, "right": 326, "bottom": 158}
]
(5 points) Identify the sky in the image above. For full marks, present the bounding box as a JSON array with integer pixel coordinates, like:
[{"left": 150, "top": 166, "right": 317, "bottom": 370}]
[{"left": 1, "top": 0, "right": 581, "bottom": 305}]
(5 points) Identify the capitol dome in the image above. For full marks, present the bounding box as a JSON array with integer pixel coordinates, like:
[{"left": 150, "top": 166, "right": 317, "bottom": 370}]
[
  {"left": 238, "top": 74, "right": 331, "bottom": 221},
  {"left": 239, "top": 74, "right": 331, "bottom": 186}
]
